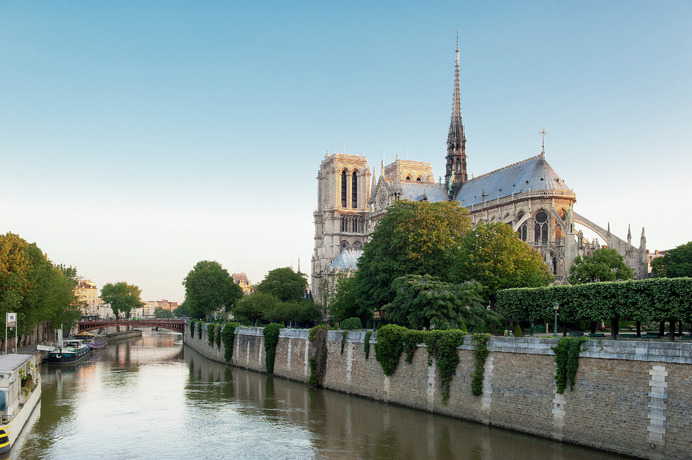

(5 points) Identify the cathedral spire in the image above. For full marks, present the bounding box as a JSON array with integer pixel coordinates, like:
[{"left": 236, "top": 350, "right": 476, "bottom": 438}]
[{"left": 445, "top": 32, "right": 467, "bottom": 197}]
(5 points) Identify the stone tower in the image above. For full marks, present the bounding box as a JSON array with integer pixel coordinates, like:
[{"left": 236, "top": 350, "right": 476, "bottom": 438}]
[{"left": 311, "top": 153, "right": 371, "bottom": 305}]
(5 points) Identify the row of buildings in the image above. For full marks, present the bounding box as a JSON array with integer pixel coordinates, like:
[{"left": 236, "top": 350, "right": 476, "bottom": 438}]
[
  {"left": 310, "top": 43, "right": 654, "bottom": 305},
  {"left": 75, "top": 272, "right": 255, "bottom": 318},
  {"left": 75, "top": 281, "right": 179, "bottom": 318}
]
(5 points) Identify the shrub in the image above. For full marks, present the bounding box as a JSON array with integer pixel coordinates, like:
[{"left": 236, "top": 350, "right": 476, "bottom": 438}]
[
  {"left": 221, "top": 322, "right": 239, "bottom": 362},
  {"left": 215, "top": 324, "right": 222, "bottom": 349},
  {"left": 309, "top": 325, "right": 331, "bottom": 387},
  {"left": 424, "top": 330, "right": 465, "bottom": 403},
  {"left": 514, "top": 325, "right": 523, "bottom": 337},
  {"left": 263, "top": 323, "right": 282, "bottom": 374},
  {"left": 471, "top": 333, "right": 491, "bottom": 396},
  {"left": 341, "top": 331, "right": 348, "bottom": 355},
  {"left": 207, "top": 323, "right": 216, "bottom": 347},
  {"left": 374, "top": 324, "right": 408, "bottom": 376},
  {"left": 363, "top": 331, "right": 372, "bottom": 360},
  {"left": 552, "top": 336, "right": 588, "bottom": 393},
  {"left": 341, "top": 317, "right": 362, "bottom": 330}
]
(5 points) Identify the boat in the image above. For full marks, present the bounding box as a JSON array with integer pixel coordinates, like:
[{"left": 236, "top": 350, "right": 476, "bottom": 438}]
[
  {"left": 0, "top": 353, "right": 42, "bottom": 454},
  {"left": 45, "top": 339, "right": 90, "bottom": 364},
  {"left": 37, "top": 330, "right": 91, "bottom": 365},
  {"left": 75, "top": 331, "right": 107, "bottom": 351}
]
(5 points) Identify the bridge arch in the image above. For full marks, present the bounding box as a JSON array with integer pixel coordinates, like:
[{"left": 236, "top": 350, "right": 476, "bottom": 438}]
[{"left": 78, "top": 319, "right": 185, "bottom": 334}]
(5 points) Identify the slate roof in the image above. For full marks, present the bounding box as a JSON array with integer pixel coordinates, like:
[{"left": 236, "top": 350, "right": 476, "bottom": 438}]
[
  {"left": 454, "top": 154, "right": 572, "bottom": 207},
  {"left": 400, "top": 182, "right": 448, "bottom": 202},
  {"left": 329, "top": 248, "right": 363, "bottom": 270}
]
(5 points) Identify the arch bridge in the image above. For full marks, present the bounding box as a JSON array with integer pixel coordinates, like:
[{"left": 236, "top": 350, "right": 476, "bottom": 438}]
[{"left": 78, "top": 318, "right": 185, "bottom": 333}]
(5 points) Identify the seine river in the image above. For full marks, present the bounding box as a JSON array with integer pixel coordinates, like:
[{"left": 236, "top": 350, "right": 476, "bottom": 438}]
[{"left": 7, "top": 330, "right": 628, "bottom": 459}]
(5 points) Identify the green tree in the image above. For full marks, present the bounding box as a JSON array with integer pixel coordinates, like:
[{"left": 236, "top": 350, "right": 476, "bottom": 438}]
[
  {"left": 182, "top": 261, "right": 243, "bottom": 320},
  {"left": 173, "top": 302, "right": 190, "bottom": 318},
  {"left": 328, "top": 275, "right": 360, "bottom": 323},
  {"left": 100, "top": 282, "right": 144, "bottom": 318},
  {"left": 0, "top": 233, "right": 82, "bottom": 333},
  {"left": 568, "top": 248, "right": 634, "bottom": 284},
  {"left": 154, "top": 307, "right": 174, "bottom": 318},
  {"left": 233, "top": 292, "right": 278, "bottom": 325},
  {"left": 256, "top": 267, "right": 308, "bottom": 302},
  {"left": 354, "top": 200, "right": 472, "bottom": 318},
  {"left": 651, "top": 241, "right": 692, "bottom": 278},
  {"left": 452, "top": 222, "right": 554, "bottom": 304},
  {"left": 383, "top": 274, "right": 500, "bottom": 330}
]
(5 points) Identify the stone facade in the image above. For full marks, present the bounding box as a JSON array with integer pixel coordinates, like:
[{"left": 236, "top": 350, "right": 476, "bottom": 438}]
[{"left": 184, "top": 326, "right": 692, "bottom": 460}]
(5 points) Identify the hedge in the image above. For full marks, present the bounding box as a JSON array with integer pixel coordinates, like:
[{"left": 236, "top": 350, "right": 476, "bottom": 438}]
[{"left": 496, "top": 277, "right": 692, "bottom": 323}]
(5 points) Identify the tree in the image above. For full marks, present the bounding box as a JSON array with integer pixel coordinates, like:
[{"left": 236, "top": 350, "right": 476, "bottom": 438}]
[
  {"left": 328, "top": 275, "right": 360, "bottom": 323},
  {"left": 182, "top": 261, "right": 243, "bottom": 320},
  {"left": 154, "top": 307, "right": 174, "bottom": 318},
  {"left": 651, "top": 241, "right": 692, "bottom": 278},
  {"left": 100, "top": 282, "right": 144, "bottom": 318},
  {"left": 256, "top": 267, "right": 308, "bottom": 302},
  {"left": 452, "top": 222, "right": 554, "bottom": 304},
  {"left": 354, "top": 200, "right": 472, "bottom": 317},
  {"left": 173, "top": 302, "right": 190, "bottom": 318},
  {"left": 383, "top": 274, "right": 500, "bottom": 330},
  {"left": 0, "top": 233, "right": 82, "bottom": 333},
  {"left": 568, "top": 248, "right": 634, "bottom": 284},
  {"left": 233, "top": 292, "right": 278, "bottom": 325}
]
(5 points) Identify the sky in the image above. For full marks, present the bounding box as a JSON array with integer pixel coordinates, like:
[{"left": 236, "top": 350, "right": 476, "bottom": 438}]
[{"left": 1, "top": 1, "right": 690, "bottom": 303}]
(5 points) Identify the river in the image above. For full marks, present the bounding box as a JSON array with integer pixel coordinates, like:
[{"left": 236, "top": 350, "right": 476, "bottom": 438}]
[{"left": 7, "top": 330, "right": 628, "bottom": 459}]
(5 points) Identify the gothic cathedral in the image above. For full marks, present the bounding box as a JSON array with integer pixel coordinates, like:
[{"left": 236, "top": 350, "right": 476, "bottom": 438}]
[{"left": 311, "top": 43, "right": 649, "bottom": 305}]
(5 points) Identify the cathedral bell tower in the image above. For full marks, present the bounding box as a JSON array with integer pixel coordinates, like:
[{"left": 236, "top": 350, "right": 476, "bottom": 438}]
[{"left": 445, "top": 37, "right": 467, "bottom": 197}]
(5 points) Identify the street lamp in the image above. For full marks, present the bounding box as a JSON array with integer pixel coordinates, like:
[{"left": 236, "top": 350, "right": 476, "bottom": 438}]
[{"left": 553, "top": 302, "right": 560, "bottom": 337}]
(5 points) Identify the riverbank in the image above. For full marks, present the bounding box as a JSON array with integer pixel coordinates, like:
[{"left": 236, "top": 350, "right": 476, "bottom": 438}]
[{"left": 184, "top": 324, "right": 691, "bottom": 460}]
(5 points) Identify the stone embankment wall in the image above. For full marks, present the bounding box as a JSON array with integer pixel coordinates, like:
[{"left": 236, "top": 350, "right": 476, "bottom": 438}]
[{"left": 184, "top": 324, "right": 692, "bottom": 460}]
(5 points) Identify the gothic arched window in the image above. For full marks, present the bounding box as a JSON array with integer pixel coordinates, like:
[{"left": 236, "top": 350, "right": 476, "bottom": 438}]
[
  {"left": 341, "top": 170, "right": 348, "bottom": 208},
  {"left": 352, "top": 171, "right": 358, "bottom": 208},
  {"left": 534, "top": 210, "right": 549, "bottom": 245}
]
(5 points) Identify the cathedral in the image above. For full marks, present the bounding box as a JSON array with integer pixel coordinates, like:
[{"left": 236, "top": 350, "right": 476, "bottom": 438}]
[{"left": 311, "top": 43, "right": 649, "bottom": 306}]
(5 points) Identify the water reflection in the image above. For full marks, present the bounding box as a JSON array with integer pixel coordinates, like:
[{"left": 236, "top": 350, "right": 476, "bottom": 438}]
[
  {"left": 183, "top": 345, "right": 627, "bottom": 460},
  {"left": 10, "top": 330, "right": 627, "bottom": 459}
]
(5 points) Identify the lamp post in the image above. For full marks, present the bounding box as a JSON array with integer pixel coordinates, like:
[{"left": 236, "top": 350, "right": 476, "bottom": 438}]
[{"left": 553, "top": 302, "right": 559, "bottom": 338}]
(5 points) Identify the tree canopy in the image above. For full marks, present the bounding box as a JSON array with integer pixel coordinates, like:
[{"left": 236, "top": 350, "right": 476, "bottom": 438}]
[
  {"left": 255, "top": 267, "right": 308, "bottom": 302},
  {"left": 328, "top": 275, "right": 359, "bottom": 323},
  {"left": 651, "top": 241, "right": 692, "bottom": 278},
  {"left": 353, "top": 200, "right": 471, "bottom": 317},
  {"left": 452, "top": 222, "right": 554, "bottom": 303},
  {"left": 154, "top": 307, "right": 174, "bottom": 318},
  {"left": 100, "top": 282, "right": 144, "bottom": 319},
  {"left": 182, "top": 260, "right": 243, "bottom": 320},
  {"left": 0, "top": 232, "right": 82, "bottom": 333},
  {"left": 383, "top": 274, "right": 499, "bottom": 330},
  {"left": 233, "top": 291, "right": 320, "bottom": 326},
  {"left": 568, "top": 248, "right": 633, "bottom": 284}
]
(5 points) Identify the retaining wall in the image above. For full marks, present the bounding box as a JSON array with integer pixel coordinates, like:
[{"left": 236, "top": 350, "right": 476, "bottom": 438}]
[{"left": 184, "top": 324, "right": 692, "bottom": 460}]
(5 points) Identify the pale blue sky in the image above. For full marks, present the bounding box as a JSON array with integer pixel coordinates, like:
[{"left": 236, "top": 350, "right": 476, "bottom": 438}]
[{"left": 1, "top": 1, "right": 690, "bottom": 302}]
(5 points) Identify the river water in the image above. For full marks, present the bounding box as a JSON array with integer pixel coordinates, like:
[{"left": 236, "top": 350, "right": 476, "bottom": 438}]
[{"left": 7, "top": 330, "right": 628, "bottom": 459}]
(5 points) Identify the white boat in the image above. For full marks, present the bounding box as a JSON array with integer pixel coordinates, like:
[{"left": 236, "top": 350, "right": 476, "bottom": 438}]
[{"left": 0, "top": 353, "right": 42, "bottom": 454}]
